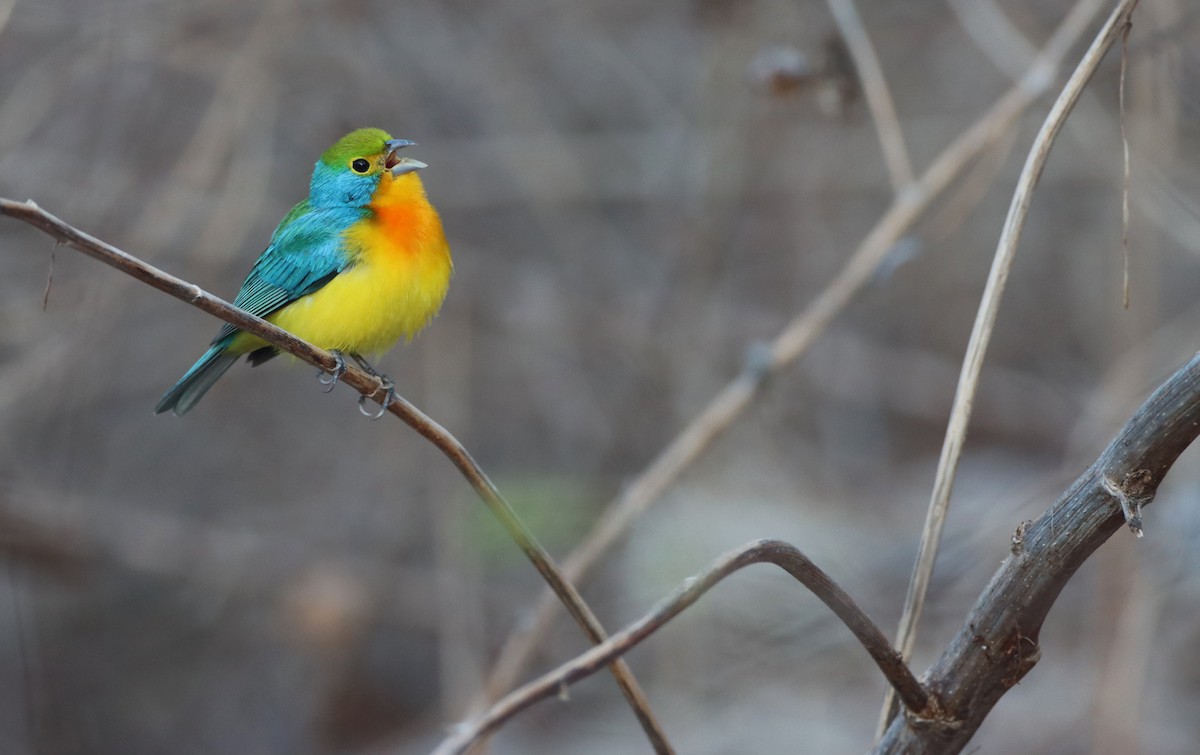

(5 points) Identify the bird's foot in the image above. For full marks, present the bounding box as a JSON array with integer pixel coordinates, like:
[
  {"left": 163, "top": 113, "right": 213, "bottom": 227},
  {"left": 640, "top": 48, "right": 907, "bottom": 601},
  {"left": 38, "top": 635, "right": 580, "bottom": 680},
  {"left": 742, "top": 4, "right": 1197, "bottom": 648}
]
[
  {"left": 358, "top": 375, "right": 396, "bottom": 420},
  {"left": 349, "top": 353, "right": 383, "bottom": 378},
  {"left": 319, "top": 351, "right": 347, "bottom": 392}
]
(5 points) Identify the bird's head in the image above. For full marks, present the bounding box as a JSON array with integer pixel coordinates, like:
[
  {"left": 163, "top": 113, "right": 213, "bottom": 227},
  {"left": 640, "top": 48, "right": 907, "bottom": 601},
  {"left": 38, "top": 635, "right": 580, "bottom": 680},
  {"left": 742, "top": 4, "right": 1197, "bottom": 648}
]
[{"left": 309, "top": 128, "right": 427, "bottom": 208}]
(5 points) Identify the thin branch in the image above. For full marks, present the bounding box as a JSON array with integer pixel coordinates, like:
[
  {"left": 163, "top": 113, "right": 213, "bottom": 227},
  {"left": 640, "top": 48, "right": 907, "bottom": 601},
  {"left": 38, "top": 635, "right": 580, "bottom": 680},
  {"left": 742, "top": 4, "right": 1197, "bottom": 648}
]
[
  {"left": 882, "top": 0, "right": 1141, "bottom": 732},
  {"left": 0, "top": 197, "right": 675, "bottom": 755},
  {"left": 875, "top": 348, "right": 1200, "bottom": 753},
  {"left": 437, "top": 539, "right": 931, "bottom": 755},
  {"left": 825, "top": 0, "right": 915, "bottom": 192},
  {"left": 1119, "top": 16, "right": 1132, "bottom": 309},
  {"left": 925, "top": 125, "right": 1019, "bottom": 244},
  {"left": 479, "top": 0, "right": 1110, "bottom": 709}
]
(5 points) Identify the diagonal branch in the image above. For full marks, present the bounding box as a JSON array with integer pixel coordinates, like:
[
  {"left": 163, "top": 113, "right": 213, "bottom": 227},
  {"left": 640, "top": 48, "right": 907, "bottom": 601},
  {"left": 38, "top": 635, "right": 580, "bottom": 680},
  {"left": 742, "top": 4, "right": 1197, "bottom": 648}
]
[
  {"left": 874, "top": 351, "right": 1200, "bottom": 753},
  {"left": 881, "top": 0, "right": 1142, "bottom": 732},
  {"left": 436, "top": 538, "right": 931, "bottom": 755},
  {"left": 0, "top": 197, "right": 674, "bottom": 755},
  {"left": 479, "top": 0, "right": 1110, "bottom": 709}
]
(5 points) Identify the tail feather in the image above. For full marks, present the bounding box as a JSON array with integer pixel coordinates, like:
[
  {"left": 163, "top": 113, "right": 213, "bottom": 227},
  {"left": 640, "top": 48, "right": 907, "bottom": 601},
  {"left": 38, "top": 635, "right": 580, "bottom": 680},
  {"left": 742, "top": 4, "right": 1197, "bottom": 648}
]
[{"left": 155, "top": 345, "right": 240, "bottom": 416}]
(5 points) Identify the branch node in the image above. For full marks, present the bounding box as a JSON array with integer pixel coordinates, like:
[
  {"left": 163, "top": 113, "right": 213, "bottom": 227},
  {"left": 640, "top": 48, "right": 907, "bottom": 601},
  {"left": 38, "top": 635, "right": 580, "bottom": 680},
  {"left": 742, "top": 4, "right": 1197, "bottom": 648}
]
[
  {"left": 1101, "top": 470, "right": 1153, "bottom": 537},
  {"left": 902, "top": 694, "right": 960, "bottom": 733},
  {"left": 742, "top": 341, "right": 774, "bottom": 384},
  {"left": 1010, "top": 519, "right": 1031, "bottom": 555}
]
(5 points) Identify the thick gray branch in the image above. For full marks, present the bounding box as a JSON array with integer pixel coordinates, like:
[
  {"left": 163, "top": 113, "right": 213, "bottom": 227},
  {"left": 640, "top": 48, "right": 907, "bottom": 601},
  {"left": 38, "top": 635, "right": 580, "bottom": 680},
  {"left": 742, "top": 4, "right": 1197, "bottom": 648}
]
[{"left": 874, "top": 351, "right": 1200, "bottom": 752}]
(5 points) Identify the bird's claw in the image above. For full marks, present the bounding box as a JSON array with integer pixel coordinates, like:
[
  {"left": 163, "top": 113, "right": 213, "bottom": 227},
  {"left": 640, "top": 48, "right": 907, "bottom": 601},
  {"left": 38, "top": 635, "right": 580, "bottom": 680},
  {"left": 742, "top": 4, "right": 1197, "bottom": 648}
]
[
  {"left": 319, "top": 351, "right": 347, "bottom": 392},
  {"left": 358, "top": 376, "right": 395, "bottom": 420}
]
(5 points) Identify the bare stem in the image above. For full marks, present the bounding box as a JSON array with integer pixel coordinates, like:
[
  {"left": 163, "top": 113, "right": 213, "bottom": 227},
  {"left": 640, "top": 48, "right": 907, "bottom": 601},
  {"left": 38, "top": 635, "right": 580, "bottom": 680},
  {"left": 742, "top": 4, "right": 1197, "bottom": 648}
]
[{"left": 881, "top": 0, "right": 1142, "bottom": 732}]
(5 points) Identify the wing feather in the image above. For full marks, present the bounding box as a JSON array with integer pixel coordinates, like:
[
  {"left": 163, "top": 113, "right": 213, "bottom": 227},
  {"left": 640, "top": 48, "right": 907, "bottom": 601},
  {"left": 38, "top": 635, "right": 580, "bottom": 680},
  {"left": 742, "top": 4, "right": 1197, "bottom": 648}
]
[{"left": 213, "top": 202, "right": 367, "bottom": 344}]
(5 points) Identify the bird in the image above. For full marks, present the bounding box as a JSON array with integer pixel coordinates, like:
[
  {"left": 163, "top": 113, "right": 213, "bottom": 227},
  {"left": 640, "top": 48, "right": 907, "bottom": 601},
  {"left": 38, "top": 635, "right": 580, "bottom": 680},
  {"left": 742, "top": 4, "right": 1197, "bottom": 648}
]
[{"left": 155, "top": 128, "right": 452, "bottom": 416}]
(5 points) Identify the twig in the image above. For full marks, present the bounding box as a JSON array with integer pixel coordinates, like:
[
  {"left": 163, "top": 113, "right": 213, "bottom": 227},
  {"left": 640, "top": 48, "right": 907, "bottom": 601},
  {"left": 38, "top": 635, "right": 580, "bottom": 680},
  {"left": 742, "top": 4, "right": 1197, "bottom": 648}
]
[
  {"left": 925, "top": 125, "right": 1019, "bottom": 244},
  {"left": 479, "top": 0, "right": 1111, "bottom": 710},
  {"left": 881, "top": 0, "right": 1141, "bottom": 733},
  {"left": 825, "top": 0, "right": 914, "bottom": 192},
  {"left": 1101, "top": 472, "right": 1148, "bottom": 536},
  {"left": 1119, "top": 16, "right": 1132, "bottom": 308},
  {"left": 874, "top": 347, "right": 1200, "bottom": 753},
  {"left": 0, "top": 197, "right": 675, "bottom": 755},
  {"left": 437, "top": 539, "right": 932, "bottom": 755}
]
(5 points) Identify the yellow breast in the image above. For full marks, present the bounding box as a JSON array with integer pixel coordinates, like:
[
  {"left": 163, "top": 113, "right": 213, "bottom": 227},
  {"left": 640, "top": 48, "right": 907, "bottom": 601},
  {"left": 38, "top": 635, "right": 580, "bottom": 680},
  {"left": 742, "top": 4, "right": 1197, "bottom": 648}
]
[{"left": 263, "top": 173, "right": 452, "bottom": 355}]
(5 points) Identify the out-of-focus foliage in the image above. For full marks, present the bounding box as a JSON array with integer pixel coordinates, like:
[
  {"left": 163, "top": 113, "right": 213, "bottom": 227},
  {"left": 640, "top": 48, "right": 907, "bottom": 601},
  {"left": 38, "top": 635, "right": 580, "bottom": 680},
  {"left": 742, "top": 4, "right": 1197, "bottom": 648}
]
[{"left": 2, "top": 1, "right": 1200, "bottom": 753}]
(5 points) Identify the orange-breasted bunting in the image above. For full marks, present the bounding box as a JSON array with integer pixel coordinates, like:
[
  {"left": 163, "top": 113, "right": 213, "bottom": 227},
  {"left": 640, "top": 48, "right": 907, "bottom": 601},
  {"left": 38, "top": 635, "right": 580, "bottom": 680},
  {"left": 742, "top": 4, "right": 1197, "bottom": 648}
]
[{"left": 155, "top": 128, "right": 452, "bottom": 416}]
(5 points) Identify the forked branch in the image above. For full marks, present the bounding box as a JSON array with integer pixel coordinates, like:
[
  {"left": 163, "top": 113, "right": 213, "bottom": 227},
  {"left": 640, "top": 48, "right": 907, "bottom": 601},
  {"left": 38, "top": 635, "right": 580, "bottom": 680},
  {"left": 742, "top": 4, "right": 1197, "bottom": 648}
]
[
  {"left": 882, "top": 0, "right": 1142, "bottom": 730},
  {"left": 435, "top": 538, "right": 932, "bottom": 755},
  {"left": 874, "top": 349, "right": 1200, "bottom": 752}
]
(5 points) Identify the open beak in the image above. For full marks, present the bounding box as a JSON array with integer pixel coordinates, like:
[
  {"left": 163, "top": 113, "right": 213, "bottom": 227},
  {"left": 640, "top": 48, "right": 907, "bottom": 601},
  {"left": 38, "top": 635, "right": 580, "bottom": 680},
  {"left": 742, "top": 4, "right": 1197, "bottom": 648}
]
[{"left": 383, "top": 138, "right": 427, "bottom": 177}]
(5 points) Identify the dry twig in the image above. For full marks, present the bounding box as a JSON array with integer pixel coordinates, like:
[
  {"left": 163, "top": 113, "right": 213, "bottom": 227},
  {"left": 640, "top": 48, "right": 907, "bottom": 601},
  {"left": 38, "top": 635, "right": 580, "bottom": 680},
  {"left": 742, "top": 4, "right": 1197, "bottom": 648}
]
[
  {"left": 882, "top": 0, "right": 1142, "bottom": 731},
  {"left": 0, "top": 197, "right": 674, "bottom": 755},
  {"left": 1119, "top": 16, "right": 1133, "bottom": 309}
]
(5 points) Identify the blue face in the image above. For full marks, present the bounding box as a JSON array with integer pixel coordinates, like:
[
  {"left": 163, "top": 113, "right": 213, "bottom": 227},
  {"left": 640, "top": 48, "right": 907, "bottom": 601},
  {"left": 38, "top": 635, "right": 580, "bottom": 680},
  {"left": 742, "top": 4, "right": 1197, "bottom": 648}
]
[{"left": 308, "top": 160, "right": 383, "bottom": 208}]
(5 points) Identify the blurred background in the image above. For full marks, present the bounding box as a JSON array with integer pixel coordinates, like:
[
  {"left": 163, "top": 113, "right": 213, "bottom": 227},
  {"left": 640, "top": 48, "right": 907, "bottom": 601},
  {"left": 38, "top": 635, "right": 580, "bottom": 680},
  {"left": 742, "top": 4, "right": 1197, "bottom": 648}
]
[{"left": 2, "top": 0, "right": 1200, "bottom": 752}]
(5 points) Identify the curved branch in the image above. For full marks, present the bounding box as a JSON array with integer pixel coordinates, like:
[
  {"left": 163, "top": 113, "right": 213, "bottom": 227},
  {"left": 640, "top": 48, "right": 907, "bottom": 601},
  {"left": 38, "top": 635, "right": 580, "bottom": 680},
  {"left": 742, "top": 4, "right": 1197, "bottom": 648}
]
[
  {"left": 884, "top": 0, "right": 1141, "bottom": 729},
  {"left": 875, "top": 350, "right": 1200, "bottom": 752},
  {"left": 0, "top": 197, "right": 674, "bottom": 755},
  {"left": 480, "top": 0, "right": 1111, "bottom": 708},
  {"left": 437, "top": 539, "right": 931, "bottom": 755}
]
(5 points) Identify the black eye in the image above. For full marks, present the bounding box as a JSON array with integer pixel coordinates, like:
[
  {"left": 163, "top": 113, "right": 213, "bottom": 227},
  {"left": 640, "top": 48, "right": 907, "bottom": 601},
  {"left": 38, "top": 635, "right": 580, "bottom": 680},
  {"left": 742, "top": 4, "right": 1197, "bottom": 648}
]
[{"left": 351, "top": 158, "right": 371, "bottom": 174}]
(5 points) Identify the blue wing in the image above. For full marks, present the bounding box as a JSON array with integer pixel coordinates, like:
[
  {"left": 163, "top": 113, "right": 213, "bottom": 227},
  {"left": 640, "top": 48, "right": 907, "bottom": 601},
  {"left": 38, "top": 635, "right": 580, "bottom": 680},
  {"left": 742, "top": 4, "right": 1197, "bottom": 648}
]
[
  {"left": 156, "top": 202, "right": 368, "bottom": 415},
  {"left": 212, "top": 201, "right": 366, "bottom": 344}
]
